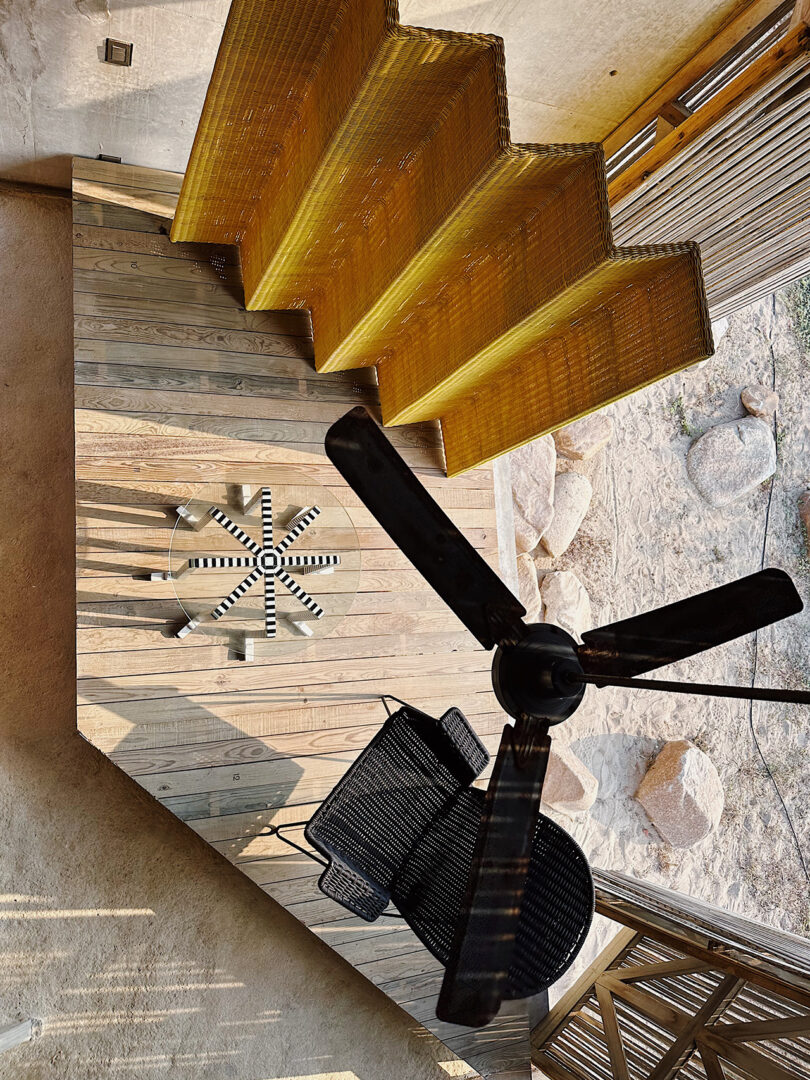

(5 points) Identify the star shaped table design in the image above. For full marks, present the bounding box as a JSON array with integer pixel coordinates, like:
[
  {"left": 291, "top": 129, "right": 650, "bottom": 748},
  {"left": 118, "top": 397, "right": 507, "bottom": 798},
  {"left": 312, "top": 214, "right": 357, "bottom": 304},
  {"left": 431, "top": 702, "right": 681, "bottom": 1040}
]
[{"left": 176, "top": 488, "right": 340, "bottom": 639}]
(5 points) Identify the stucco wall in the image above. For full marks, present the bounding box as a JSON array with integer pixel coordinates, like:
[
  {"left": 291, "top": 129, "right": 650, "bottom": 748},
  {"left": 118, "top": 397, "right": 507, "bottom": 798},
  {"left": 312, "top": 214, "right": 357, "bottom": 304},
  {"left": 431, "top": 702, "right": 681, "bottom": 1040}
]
[
  {"left": 0, "top": 184, "right": 465, "bottom": 1080},
  {"left": 0, "top": 0, "right": 749, "bottom": 187}
]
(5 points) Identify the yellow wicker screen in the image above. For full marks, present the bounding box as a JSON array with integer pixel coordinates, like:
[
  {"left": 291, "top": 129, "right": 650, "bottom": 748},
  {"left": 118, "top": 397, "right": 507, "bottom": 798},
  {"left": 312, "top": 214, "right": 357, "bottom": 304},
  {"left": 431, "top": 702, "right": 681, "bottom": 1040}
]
[{"left": 172, "top": 0, "right": 713, "bottom": 474}]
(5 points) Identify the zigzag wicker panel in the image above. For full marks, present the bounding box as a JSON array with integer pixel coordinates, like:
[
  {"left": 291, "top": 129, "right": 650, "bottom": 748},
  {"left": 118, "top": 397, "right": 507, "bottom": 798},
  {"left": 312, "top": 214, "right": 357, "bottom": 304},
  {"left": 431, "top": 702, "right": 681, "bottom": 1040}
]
[{"left": 172, "top": 0, "right": 713, "bottom": 474}]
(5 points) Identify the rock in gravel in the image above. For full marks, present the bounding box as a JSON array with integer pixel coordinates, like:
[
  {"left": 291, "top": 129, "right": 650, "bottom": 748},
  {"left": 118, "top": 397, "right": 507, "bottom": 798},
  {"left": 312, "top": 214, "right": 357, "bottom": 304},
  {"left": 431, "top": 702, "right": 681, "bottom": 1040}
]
[
  {"left": 635, "top": 740, "right": 724, "bottom": 848},
  {"left": 540, "top": 570, "right": 591, "bottom": 641},
  {"left": 553, "top": 414, "right": 613, "bottom": 461},
  {"left": 543, "top": 746, "right": 598, "bottom": 815},
  {"left": 799, "top": 492, "right": 810, "bottom": 555},
  {"left": 711, "top": 317, "right": 730, "bottom": 345},
  {"left": 540, "top": 472, "right": 592, "bottom": 557},
  {"left": 686, "top": 417, "right": 776, "bottom": 507},
  {"left": 510, "top": 434, "right": 556, "bottom": 537},
  {"left": 741, "top": 383, "right": 779, "bottom": 418},
  {"left": 516, "top": 553, "right": 542, "bottom": 621},
  {"left": 514, "top": 505, "right": 542, "bottom": 554}
]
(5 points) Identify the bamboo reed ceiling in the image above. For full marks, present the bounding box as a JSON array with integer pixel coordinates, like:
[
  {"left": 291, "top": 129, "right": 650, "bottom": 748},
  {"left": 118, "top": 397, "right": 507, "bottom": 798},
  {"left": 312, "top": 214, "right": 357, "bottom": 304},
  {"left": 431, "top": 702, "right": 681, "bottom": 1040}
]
[{"left": 172, "top": 0, "right": 713, "bottom": 474}]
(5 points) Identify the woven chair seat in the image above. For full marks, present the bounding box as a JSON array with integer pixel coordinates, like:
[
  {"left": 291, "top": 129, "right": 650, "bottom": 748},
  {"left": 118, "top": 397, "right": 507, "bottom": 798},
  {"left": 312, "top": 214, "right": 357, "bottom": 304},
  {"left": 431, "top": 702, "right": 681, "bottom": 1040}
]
[
  {"left": 392, "top": 786, "right": 593, "bottom": 997},
  {"left": 306, "top": 703, "right": 593, "bottom": 997}
]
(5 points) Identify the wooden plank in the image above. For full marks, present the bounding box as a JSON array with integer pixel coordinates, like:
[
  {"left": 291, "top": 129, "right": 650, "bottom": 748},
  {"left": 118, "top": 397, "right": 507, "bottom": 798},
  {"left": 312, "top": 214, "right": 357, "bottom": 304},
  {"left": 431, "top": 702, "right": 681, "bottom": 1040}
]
[
  {"left": 73, "top": 388, "right": 438, "bottom": 443},
  {"left": 611, "top": 957, "right": 712, "bottom": 982},
  {"left": 647, "top": 974, "right": 743, "bottom": 1080},
  {"left": 74, "top": 340, "right": 326, "bottom": 379},
  {"left": 72, "top": 222, "right": 239, "bottom": 266},
  {"left": 73, "top": 453, "right": 491, "bottom": 489},
  {"left": 74, "top": 604, "right": 487, "bottom": 649},
  {"left": 608, "top": 24, "right": 810, "bottom": 205},
  {"left": 75, "top": 590, "right": 466, "bottom": 621},
  {"left": 74, "top": 289, "right": 318, "bottom": 337},
  {"left": 75, "top": 501, "right": 488, "bottom": 533},
  {"left": 147, "top": 739, "right": 494, "bottom": 818},
  {"left": 74, "top": 476, "right": 492, "bottom": 511},
  {"left": 716, "top": 1013, "right": 810, "bottom": 1040},
  {"left": 78, "top": 628, "right": 485, "bottom": 680},
  {"left": 77, "top": 571, "right": 443, "bottom": 606},
  {"left": 73, "top": 156, "right": 184, "bottom": 193},
  {"left": 73, "top": 252, "right": 242, "bottom": 292},
  {"left": 525, "top": 1054, "right": 584, "bottom": 1080},
  {"left": 698, "top": 1030, "right": 807, "bottom": 1080},
  {"left": 77, "top": 648, "right": 493, "bottom": 706},
  {"left": 73, "top": 199, "right": 173, "bottom": 233},
  {"left": 74, "top": 315, "right": 314, "bottom": 354},
  {"left": 73, "top": 432, "right": 446, "bottom": 473},
  {"left": 73, "top": 177, "right": 177, "bottom": 218},
  {"left": 599, "top": 974, "right": 690, "bottom": 1034},
  {"left": 81, "top": 695, "right": 502, "bottom": 756},
  {"left": 698, "top": 1040, "right": 728, "bottom": 1080},
  {"left": 74, "top": 373, "right": 371, "bottom": 410},
  {"left": 603, "top": 0, "right": 790, "bottom": 157},
  {"left": 74, "top": 408, "right": 435, "bottom": 450},
  {"left": 595, "top": 983, "right": 630, "bottom": 1080},
  {"left": 76, "top": 668, "right": 495, "bottom": 724}
]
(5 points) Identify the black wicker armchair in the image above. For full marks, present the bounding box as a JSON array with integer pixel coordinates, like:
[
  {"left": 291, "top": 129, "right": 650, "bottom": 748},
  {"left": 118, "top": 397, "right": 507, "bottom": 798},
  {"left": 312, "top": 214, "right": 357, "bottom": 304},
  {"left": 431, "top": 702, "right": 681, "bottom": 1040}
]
[{"left": 299, "top": 699, "right": 594, "bottom": 1001}]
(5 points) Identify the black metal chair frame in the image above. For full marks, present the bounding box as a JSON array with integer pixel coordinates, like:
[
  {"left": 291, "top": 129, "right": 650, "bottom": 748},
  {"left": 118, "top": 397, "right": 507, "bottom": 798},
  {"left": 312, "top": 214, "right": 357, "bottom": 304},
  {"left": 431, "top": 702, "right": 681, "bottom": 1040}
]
[{"left": 269, "top": 696, "right": 594, "bottom": 993}]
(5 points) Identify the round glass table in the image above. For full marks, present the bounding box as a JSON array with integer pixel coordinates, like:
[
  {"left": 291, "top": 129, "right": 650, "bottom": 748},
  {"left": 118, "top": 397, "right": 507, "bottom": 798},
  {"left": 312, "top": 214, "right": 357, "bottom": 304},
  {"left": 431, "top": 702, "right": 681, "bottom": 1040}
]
[{"left": 167, "top": 467, "right": 360, "bottom": 657}]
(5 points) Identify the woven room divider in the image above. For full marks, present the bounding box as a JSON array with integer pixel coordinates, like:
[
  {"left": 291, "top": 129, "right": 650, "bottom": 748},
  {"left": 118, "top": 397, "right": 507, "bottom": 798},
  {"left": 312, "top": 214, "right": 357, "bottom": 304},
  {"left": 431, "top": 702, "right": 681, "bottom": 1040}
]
[{"left": 172, "top": 0, "right": 713, "bottom": 475}]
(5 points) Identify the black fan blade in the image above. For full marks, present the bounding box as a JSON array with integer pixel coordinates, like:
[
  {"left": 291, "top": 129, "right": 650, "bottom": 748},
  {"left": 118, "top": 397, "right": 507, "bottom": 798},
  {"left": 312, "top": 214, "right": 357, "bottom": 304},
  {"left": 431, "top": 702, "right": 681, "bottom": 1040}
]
[
  {"left": 325, "top": 407, "right": 526, "bottom": 649},
  {"left": 437, "top": 720, "right": 550, "bottom": 1028},
  {"left": 578, "top": 568, "right": 802, "bottom": 678}
]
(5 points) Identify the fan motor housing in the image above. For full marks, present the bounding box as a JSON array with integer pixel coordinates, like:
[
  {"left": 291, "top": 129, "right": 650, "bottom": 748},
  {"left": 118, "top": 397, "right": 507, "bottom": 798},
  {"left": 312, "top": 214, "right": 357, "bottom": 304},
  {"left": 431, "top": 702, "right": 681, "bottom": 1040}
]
[{"left": 491, "top": 623, "right": 585, "bottom": 724}]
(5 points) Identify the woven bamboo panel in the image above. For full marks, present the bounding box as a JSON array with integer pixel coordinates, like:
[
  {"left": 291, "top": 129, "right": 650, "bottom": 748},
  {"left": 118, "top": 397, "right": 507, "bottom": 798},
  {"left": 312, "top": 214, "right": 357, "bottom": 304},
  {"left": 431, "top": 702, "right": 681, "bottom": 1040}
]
[
  {"left": 172, "top": 0, "right": 394, "bottom": 246},
  {"left": 335, "top": 147, "right": 609, "bottom": 381},
  {"left": 440, "top": 245, "right": 711, "bottom": 476},
  {"left": 172, "top": 0, "right": 713, "bottom": 474},
  {"left": 241, "top": 26, "right": 508, "bottom": 359}
]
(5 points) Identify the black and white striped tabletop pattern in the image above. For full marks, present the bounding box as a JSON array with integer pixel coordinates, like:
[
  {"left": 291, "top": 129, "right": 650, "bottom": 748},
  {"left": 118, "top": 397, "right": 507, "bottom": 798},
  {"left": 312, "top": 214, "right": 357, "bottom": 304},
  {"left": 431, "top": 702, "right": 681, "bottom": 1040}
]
[{"left": 184, "top": 487, "right": 341, "bottom": 638}]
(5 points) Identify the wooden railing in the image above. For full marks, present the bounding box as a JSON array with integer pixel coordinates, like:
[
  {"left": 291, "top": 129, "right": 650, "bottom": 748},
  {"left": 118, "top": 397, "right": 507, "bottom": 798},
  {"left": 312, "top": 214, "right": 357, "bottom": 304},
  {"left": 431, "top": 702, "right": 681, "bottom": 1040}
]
[{"left": 532, "top": 869, "right": 810, "bottom": 1080}]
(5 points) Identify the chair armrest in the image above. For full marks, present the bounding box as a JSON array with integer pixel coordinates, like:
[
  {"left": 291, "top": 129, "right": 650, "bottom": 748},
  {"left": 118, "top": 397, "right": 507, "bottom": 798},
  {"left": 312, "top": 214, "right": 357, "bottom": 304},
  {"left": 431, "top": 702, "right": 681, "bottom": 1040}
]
[
  {"left": 318, "top": 853, "right": 390, "bottom": 922},
  {"left": 439, "top": 706, "right": 489, "bottom": 782}
]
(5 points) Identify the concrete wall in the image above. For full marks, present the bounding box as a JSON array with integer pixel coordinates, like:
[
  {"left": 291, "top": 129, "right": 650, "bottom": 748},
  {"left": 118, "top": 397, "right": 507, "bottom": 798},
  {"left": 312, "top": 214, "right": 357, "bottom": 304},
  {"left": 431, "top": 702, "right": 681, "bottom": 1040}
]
[
  {"left": 0, "top": 0, "right": 749, "bottom": 187},
  {"left": 0, "top": 184, "right": 465, "bottom": 1080}
]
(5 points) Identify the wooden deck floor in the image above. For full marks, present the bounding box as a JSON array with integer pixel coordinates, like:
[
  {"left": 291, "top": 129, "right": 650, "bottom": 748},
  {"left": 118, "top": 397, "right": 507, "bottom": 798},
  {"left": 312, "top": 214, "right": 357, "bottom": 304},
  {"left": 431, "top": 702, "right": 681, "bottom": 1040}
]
[{"left": 73, "top": 158, "right": 529, "bottom": 1078}]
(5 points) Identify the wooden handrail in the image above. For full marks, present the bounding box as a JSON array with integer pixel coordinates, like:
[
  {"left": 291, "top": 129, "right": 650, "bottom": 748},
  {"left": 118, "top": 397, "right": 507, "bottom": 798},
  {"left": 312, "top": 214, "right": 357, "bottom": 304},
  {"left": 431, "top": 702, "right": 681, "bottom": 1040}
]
[
  {"left": 593, "top": 868, "right": 810, "bottom": 1008},
  {"left": 603, "top": 0, "right": 790, "bottom": 158}
]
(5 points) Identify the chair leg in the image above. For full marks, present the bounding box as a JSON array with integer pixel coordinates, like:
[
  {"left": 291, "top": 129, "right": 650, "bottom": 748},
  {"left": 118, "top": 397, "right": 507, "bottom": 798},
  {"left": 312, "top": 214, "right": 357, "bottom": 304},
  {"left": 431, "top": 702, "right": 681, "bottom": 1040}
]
[
  {"left": 380, "top": 693, "right": 413, "bottom": 717},
  {"left": 270, "top": 822, "right": 327, "bottom": 867}
]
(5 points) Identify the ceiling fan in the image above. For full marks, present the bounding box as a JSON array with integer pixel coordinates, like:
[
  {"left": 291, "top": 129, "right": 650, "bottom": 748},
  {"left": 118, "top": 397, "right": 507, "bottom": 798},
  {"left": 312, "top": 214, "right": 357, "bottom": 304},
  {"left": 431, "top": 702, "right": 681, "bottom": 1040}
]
[{"left": 325, "top": 406, "right": 809, "bottom": 1028}]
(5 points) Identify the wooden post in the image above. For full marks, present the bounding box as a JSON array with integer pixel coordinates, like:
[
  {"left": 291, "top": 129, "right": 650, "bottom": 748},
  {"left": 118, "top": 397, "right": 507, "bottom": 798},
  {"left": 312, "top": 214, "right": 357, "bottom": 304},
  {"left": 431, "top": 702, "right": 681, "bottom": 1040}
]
[
  {"left": 654, "top": 100, "right": 693, "bottom": 142},
  {"left": 603, "top": 0, "right": 789, "bottom": 158},
  {"left": 609, "top": 23, "right": 810, "bottom": 206}
]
